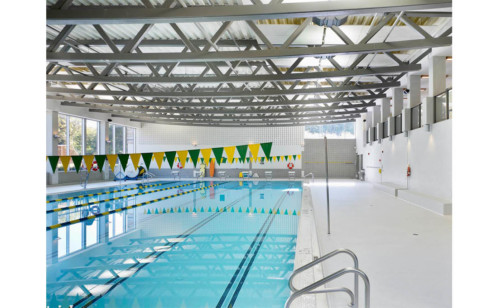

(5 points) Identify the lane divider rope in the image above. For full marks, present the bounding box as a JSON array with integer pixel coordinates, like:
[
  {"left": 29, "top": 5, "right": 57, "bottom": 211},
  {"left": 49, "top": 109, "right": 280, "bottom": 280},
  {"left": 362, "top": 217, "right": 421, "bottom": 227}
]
[
  {"left": 46, "top": 182, "right": 225, "bottom": 231},
  {"left": 46, "top": 181, "right": 179, "bottom": 204},
  {"left": 46, "top": 182, "right": 194, "bottom": 214}
]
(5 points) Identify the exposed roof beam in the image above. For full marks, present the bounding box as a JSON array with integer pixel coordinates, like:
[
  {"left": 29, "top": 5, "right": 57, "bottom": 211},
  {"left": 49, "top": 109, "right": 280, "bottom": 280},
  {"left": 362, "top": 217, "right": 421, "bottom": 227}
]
[
  {"left": 47, "top": 64, "right": 420, "bottom": 84},
  {"left": 47, "top": 37, "right": 451, "bottom": 63},
  {"left": 48, "top": 39, "right": 259, "bottom": 48},
  {"left": 47, "top": 0, "right": 452, "bottom": 25},
  {"left": 61, "top": 101, "right": 375, "bottom": 114},
  {"left": 94, "top": 109, "right": 368, "bottom": 121},
  {"left": 126, "top": 117, "right": 357, "bottom": 127},
  {"left": 94, "top": 110, "right": 366, "bottom": 122},
  {"left": 48, "top": 93, "right": 386, "bottom": 107},
  {"left": 47, "top": 81, "right": 399, "bottom": 98}
]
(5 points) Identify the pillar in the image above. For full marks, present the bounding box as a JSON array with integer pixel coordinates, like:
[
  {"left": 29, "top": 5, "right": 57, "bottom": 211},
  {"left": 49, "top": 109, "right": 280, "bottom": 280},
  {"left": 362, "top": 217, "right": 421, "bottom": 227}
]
[
  {"left": 429, "top": 55, "right": 446, "bottom": 97},
  {"left": 392, "top": 88, "right": 403, "bottom": 117},
  {"left": 407, "top": 74, "right": 421, "bottom": 108}
]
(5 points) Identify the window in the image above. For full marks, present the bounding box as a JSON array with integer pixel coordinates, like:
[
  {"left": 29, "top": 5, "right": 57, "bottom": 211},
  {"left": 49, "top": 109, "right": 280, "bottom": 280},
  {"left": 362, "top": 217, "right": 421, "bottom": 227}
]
[
  {"left": 56, "top": 114, "right": 101, "bottom": 171},
  {"left": 85, "top": 119, "right": 99, "bottom": 155},
  {"left": 114, "top": 125, "right": 125, "bottom": 154},
  {"left": 69, "top": 117, "right": 83, "bottom": 155},
  {"left": 109, "top": 124, "right": 136, "bottom": 154},
  {"left": 57, "top": 116, "right": 67, "bottom": 156},
  {"left": 382, "top": 122, "right": 388, "bottom": 139},
  {"left": 126, "top": 127, "right": 136, "bottom": 153},
  {"left": 304, "top": 122, "right": 355, "bottom": 139}
]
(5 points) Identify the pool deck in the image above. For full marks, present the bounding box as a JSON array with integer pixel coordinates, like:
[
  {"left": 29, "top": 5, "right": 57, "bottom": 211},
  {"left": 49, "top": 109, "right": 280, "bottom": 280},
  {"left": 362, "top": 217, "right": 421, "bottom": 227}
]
[{"left": 308, "top": 179, "right": 451, "bottom": 308}]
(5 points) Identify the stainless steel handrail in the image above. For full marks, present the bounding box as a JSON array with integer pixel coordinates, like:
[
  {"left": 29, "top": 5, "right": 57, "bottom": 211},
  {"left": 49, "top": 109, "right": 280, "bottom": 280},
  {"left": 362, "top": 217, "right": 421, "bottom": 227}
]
[
  {"left": 303, "top": 172, "right": 314, "bottom": 182},
  {"left": 288, "top": 249, "right": 360, "bottom": 307},
  {"left": 285, "top": 267, "right": 370, "bottom": 308}
]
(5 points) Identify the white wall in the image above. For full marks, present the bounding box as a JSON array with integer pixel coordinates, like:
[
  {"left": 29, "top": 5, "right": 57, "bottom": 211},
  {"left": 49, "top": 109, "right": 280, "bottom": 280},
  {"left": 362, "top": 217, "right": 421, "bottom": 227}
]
[
  {"left": 357, "top": 119, "right": 452, "bottom": 201},
  {"left": 136, "top": 123, "right": 305, "bottom": 170}
]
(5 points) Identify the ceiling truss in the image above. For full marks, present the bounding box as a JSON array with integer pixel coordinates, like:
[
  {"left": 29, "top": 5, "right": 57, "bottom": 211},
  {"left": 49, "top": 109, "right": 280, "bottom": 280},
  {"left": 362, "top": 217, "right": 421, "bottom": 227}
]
[{"left": 46, "top": 0, "right": 452, "bottom": 127}]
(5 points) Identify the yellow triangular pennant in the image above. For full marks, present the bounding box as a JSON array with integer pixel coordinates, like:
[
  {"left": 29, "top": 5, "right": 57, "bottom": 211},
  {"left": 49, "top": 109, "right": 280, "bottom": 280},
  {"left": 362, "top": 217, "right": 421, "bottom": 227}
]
[
  {"left": 130, "top": 153, "right": 141, "bottom": 170},
  {"left": 177, "top": 150, "right": 188, "bottom": 168},
  {"left": 200, "top": 148, "right": 212, "bottom": 162},
  {"left": 60, "top": 156, "right": 71, "bottom": 173},
  {"left": 235, "top": 157, "right": 239, "bottom": 163},
  {"left": 298, "top": 154, "right": 301, "bottom": 160},
  {"left": 224, "top": 146, "right": 236, "bottom": 164},
  {"left": 248, "top": 144, "right": 260, "bottom": 159},
  {"left": 280, "top": 156, "right": 284, "bottom": 161},
  {"left": 106, "top": 154, "right": 118, "bottom": 172},
  {"left": 258, "top": 157, "right": 261, "bottom": 163},
  {"left": 153, "top": 152, "right": 164, "bottom": 169},
  {"left": 289, "top": 155, "right": 292, "bottom": 161},
  {"left": 83, "top": 155, "right": 94, "bottom": 172}
]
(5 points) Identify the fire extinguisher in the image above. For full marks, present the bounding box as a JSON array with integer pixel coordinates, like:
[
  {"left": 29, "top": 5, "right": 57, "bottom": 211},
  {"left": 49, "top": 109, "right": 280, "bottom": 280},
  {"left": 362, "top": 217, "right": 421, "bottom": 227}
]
[{"left": 407, "top": 164, "right": 411, "bottom": 177}]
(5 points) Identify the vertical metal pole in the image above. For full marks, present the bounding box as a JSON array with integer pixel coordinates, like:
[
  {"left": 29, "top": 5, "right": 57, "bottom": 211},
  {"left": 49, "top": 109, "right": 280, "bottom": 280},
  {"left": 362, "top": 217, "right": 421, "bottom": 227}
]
[{"left": 324, "top": 136, "right": 331, "bottom": 235}]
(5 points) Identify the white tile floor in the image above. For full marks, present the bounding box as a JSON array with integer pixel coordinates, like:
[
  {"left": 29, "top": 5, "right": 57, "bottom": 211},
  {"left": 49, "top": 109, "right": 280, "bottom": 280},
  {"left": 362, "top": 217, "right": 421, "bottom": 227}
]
[{"left": 307, "top": 179, "right": 451, "bottom": 308}]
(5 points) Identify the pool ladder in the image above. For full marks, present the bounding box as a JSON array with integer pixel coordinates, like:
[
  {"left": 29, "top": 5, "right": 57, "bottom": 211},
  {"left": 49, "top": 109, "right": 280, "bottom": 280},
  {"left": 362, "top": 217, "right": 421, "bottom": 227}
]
[{"left": 285, "top": 248, "right": 370, "bottom": 308}]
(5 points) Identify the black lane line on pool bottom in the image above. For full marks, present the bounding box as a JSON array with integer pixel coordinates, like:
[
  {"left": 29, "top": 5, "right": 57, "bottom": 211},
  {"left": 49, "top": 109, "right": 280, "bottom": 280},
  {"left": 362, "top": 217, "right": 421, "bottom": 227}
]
[
  {"left": 74, "top": 182, "right": 267, "bottom": 308},
  {"left": 46, "top": 181, "right": 179, "bottom": 204},
  {"left": 215, "top": 192, "right": 287, "bottom": 308},
  {"left": 226, "top": 194, "right": 287, "bottom": 307}
]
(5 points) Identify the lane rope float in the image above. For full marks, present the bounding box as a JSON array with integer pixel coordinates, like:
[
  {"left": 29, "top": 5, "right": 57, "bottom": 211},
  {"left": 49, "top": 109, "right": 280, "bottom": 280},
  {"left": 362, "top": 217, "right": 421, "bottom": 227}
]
[
  {"left": 46, "top": 182, "right": 227, "bottom": 231},
  {"left": 46, "top": 182, "right": 195, "bottom": 214},
  {"left": 46, "top": 181, "right": 179, "bottom": 204}
]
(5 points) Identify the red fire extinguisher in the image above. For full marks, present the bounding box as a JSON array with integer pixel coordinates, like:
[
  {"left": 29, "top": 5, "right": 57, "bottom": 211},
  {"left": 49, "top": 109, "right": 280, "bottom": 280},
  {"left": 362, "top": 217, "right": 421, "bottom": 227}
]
[{"left": 407, "top": 164, "right": 411, "bottom": 177}]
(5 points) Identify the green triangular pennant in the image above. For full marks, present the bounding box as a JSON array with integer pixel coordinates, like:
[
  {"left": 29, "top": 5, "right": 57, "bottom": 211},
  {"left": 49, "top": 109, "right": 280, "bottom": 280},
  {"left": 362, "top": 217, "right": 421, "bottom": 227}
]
[
  {"left": 72, "top": 155, "right": 83, "bottom": 173},
  {"left": 261, "top": 157, "right": 265, "bottom": 163},
  {"left": 189, "top": 149, "right": 200, "bottom": 168},
  {"left": 293, "top": 155, "right": 297, "bottom": 160},
  {"left": 277, "top": 156, "right": 281, "bottom": 162},
  {"left": 212, "top": 147, "right": 224, "bottom": 165},
  {"left": 201, "top": 158, "right": 205, "bottom": 163},
  {"left": 260, "top": 142, "right": 273, "bottom": 159},
  {"left": 47, "top": 156, "right": 59, "bottom": 173},
  {"left": 236, "top": 145, "right": 248, "bottom": 163},
  {"left": 186, "top": 157, "right": 190, "bottom": 163},
  {"left": 165, "top": 151, "right": 176, "bottom": 169},
  {"left": 94, "top": 155, "right": 107, "bottom": 172},
  {"left": 141, "top": 153, "right": 153, "bottom": 170},
  {"left": 284, "top": 155, "right": 289, "bottom": 161},
  {"left": 118, "top": 154, "right": 129, "bottom": 170}
]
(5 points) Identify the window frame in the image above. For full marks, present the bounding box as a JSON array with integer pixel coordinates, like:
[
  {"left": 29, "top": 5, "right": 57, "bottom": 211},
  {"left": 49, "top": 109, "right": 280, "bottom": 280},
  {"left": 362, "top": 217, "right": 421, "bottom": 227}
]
[{"left": 57, "top": 113, "right": 101, "bottom": 172}]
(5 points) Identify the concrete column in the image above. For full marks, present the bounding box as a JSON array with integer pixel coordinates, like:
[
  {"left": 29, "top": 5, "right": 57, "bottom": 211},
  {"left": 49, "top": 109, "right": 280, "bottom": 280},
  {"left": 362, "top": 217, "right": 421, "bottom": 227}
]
[
  {"left": 372, "top": 106, "right": 381, "bottom": 126},
  {"left": 46, "top": 111, "right": 59, "bottom": 185},
  {"left": 429, "top": 55, "right": 446, "bottom": 97},
  {"left": 380, "top": 98, "right": 390, "bottom": 122},
  {"left": 392, "top": 88, "right": 403, "bottom": 116},
  {"left": 407, "top": 74, "right": 421, "bottom": 108}
]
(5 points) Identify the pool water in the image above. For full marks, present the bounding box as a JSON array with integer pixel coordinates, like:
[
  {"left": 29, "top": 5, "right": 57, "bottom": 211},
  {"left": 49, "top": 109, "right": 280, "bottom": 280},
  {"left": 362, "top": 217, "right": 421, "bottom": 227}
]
[{"left": 46, "top": 180, "right": 302, "bottom": 308}]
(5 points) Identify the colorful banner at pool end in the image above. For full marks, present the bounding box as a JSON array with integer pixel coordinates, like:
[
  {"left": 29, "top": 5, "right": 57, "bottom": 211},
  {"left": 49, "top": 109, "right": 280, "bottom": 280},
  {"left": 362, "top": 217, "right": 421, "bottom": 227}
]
[{"left": 46, "top": 142, "right": 301, "bottom": 174}]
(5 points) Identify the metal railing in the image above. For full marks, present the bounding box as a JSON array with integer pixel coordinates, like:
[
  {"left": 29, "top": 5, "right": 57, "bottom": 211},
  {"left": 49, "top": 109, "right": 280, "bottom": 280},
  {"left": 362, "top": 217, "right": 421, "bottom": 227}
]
[
  {"left": 411, "top": 104, "right": 422, "bottom": 130},
  {"left": 394, "top": 114, "right": 402, "bottom": 135},
  {"left": 80, "top": 170, "right": 89, "bottom": 189},
  {"left": 285, "top": 248, "right": 370, "bottom": 308},
  {"left": 382, "top": 121, "right": 388, "bottom": 139},
  {"left": 434, "top": 88, "right": 452, "bottom": 122},
  {"left": 303, "top": 172, "right": 314, "bottom": 183}
]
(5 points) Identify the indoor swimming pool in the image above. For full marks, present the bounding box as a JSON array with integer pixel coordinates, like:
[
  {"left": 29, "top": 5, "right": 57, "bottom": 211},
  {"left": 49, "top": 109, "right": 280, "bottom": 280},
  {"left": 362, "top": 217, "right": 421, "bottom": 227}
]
[{"left": 46, "top": 180, "right": 302, "bottom": 308}]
